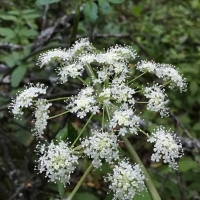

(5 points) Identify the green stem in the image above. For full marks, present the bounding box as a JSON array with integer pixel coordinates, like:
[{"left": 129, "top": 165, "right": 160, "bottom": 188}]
[
  {"left": 121, "top": 136, "right": 161, "bottom": 200},
  {"left": 128, "top": 71, "right": 147, "bottom": 84},
  {"left": 136, "top": 126, "right": 150, "bottom": 138},
  {"left": 105, "top": 105, "right": 111, "bottom": 121},
  {"left": 135, "top": 101, "right": 148, "bottom": 104},
  {"left": 70, "top": 2, "right": 81, "bottom": 45},
  {"left": 71, "top": 114, "right": 94, "bottom": 147},
  {"left": 67, "top": 163, "right": 93, "bottom": 200},
  {"left": 163, "top": 80, "right": 171, "bottom": 86},
  {"left": 48, "top": 110, "right": 70, "bottom": 119},
  {"left": 47, "top": 97, "right": 70, "bottom": 102},
  {"left": 102, "top": 105, "right": 105, "bottom": 129},
  {"left": 77, "top": 76, "right": 88, "bottom": 86}
]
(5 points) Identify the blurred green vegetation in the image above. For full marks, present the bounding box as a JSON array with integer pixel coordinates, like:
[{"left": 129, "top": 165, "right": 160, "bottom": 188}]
[{"left": 0, "top": 0, "right": 200, "bottom": 199}]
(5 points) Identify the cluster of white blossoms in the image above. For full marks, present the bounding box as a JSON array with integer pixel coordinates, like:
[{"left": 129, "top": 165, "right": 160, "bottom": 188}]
[
  {"left": 110, "top": 104, "right": 140, "bottom": 136},
  {"left": 81, "top": 130, "right": 119, "bottom": 168},
  {"left": 147, "top": 126, "right": 183, "bottom": 169},
  {"left": 136, "top": 61, "right": 187, "bottom": 91},
  {"left": 36, "top": 141, "right": 79, "bottom": 185},
  {"left": 10, "top": 83, "right": 47, "bottom": 118},
  {"left": 32, "top": 99, "right": 52, "bottom": 138},
  {"left": 105, "top": 160, "right": 146, "bottom": 200},
  {"left": 66, "top": 87, "right": 100, "bottom": 118},
  {"left": 10, "top": 38, "right": 187, "bottom": 199},
  {"left": 144, "top": 83, "right": 169, "bottom": 117}
]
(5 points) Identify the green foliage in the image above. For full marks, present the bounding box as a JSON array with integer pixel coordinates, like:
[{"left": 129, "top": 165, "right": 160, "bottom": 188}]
[
  {"left": 35, "top": 0, "right": 61, "bottom": 5},
  {"left": 83, "top": 2, "right": 98, "bottom": 24}
]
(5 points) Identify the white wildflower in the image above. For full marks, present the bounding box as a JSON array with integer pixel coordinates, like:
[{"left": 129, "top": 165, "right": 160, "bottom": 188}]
[
  {"left": 37, "top": 49, "right": 69, "bottom": 67},
  {"left": 105, "top": 160, "right": 146, "bottom": 200},
  {"left": 147, "top": 126, "right": 183, "bottom": 169},
  {"left": 110, "top": 104, "right": 140, "bottom": 136},
  {"left": 57, "top": 62, "right": 84, "bottom": 83},
  {"left": 111, "top": 81, "right": 136, "bottom": 105},
  {"left": 81, "top": 130, "right": 119, "bottom": 168},
  {"left": 36, "top": 141, "right": 79, "bottom": 185},
  {"left": 32, "top": 99, "right": 51, "bottom": 138},
  {"left": 10, "top": 83, "right": 47, "bottom": 118},
  {"left": 69, "top": 38, "right": 94, "bottom": 57},
  {"left": 67, "top": 87, "right": 99, "bottom": 118},
  {"left": 144, "top": 84, "right": 169, "bottom": 117},
  {"left": 136, "top": 60, "right": 157, "bottom": 72},
  {"left": 155, "top": 64, "right": 187, "bottom": 91}
]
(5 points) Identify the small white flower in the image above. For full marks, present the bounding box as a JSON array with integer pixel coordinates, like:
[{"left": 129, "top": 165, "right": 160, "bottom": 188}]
[
  {"left": 136, "top": 60, "right": 157, "bottom": 72},
  {"left": 147, "top": 126, "right": 183, "bottom": 169},
  {"left": 69, "top": 38, "right": 94, "bottom": 57},
  {"left": 110, "top": 104, "right": 140, "bottom": 136},
  {"left": 36, "top": 141, "right": 79, "bottom": 185},
  {"left": 57, "top": 62, "right": 84, "bottom": 83},
  {"left": 37, "top": 49, "right": 70, "bottom": 67},
  {"left": 96, "top": 45, "right": 136, "bottom": 66},
  {"left": 105, "top": 160, "right": 146, "bottom": 200},
  {"left": 32, "top": 99, "right": 51, "bottom": 138},
  {"left": 156, "top": 64, "right": 187, "bottom": 91},
  {"left": 67, "top": 87, "right": 100, "bottom": 118},
  {"left": 10, "top": 83, "right": 47, "bottom": 118},
  {"left": 81, "top": 130, "right": 119, "bottom": 168},
  {"left": 111, "top": 81, "right": 136, "bottom": 105},
  {"left": 144, "top": 84, "right": 169, "bottom": 117}
]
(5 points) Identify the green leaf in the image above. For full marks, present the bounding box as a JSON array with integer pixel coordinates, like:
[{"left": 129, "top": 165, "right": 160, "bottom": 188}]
[
  {"left": 178, "top": 157, "right": 198, "bottom": 172},
  {"left": 0, "top": 15, "right": 17, "bottom": 21},
  {"left": 11, "top": 65, "right": 27, "bottom": 87},
  {"left": 107, "top": 0, "right": 124, "bottom": 4},
  {"left": 35, "top": 0, "right": 61, "bottom": 5},
  {"left": 68, "top": 121, "right": 78, "bottom": 143},
  {"left": 190, "top": 81, "right": 198, "bottom": 95},
  {"left": 98, "top": 0, "right": 111, "bottom": 14},
  {"left": 0, "top": 27, "right": 15, "bottom": 39},
  {"left": 55, "top": 127, "right": 68, "bottom": 142},
  {"left": 73, "top": 192, "right": 98, "bottom": 200},
  {"left": 83, "top": 2, "right": 98, "bottom": 24},
  {"left": 57, "top": 181, "right": 65, "bottom": 198}
]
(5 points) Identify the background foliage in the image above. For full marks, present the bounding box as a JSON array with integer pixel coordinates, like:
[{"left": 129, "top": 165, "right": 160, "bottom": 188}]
[{"left": 0, "top": 0, "right": 200, "bottom": 199}]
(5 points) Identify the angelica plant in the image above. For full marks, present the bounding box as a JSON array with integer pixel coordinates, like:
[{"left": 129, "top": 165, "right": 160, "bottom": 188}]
[{"left": 10, "top": 38, "right": 187, "bottom": 200}]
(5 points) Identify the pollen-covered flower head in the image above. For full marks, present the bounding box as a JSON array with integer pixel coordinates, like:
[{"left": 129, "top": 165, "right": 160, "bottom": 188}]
[
  {"left": 136, "top": 60, "right": 157, "bottom": 73},
  {"left": 66, "top": 87, "right": 100, "bottom": 118},
  {"left": 111, "top": 81, "right": 136, "bottom": 105},
  {"left": 155, "top": 64, "right": 187, "bottom": 91},
  {"left": 147, "top": 126, "right": 183, "bottom": 169},
  {"left": 105, "top": 160, "right": 146, "bottom": 200},
  {"left": 36, "top": 141, "right": 79, "bottom": 185},
  {"left": 96, "top": 45, "right": 136, "bottom": 66},
  {"left": 36, "top": 49, "right": 70, "bottom": 67},
  {"left": 10, "top": 83, "right": 47, "bottom": 118},
  {"left": 81, "top": 130, "right": 119, "bottom": 168},
  {"left": 32, "top": 99, "right": 51, "bottom": 138},
  {"left": 57, "top": 61, "right": 84, "bottom": 83},
  {"left": 144, "top": 83, "right": 169, "bottom": 117},
  {"left": 110, "top": 104, "right": 140, "bottom": 136}
]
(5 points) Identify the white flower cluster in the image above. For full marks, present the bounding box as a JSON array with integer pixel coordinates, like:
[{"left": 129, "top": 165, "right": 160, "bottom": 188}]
[
  {"left": 144, "top": 84, "right": 169, "bottom": 117},
  {"left": 32, "top": 99, "right": 52, "bottom": 138},
  {"left": 147, "top": 126, "right": 183, "bottom": 169},
  {"left": 105, "top": 160, "right": 146, "bottom": 200},
  {"left": 10, "top": 83, "right": 47, "bottom": 118},
  {"left": 110, "top": 104, "right": 140, "bottom": 136},
  {"left": 67, "top": 87, "right": 100, "bottom": 118},
  {"left": 136, "top": 61, "right": 187, "bottom": 91},
  {"left": 81, "top": 130, "right": 119, "bottom": 168},
  {"left": 10, "top": 38, "right": 187, "bottom": 196},
  {"left": 36, "top": 141, "right": 79, "bottom": 185},
  {"left": 37, "top": 38, "right": 94, "bottom": 83}
]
